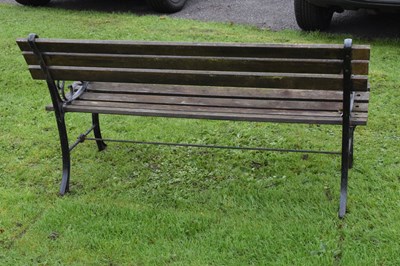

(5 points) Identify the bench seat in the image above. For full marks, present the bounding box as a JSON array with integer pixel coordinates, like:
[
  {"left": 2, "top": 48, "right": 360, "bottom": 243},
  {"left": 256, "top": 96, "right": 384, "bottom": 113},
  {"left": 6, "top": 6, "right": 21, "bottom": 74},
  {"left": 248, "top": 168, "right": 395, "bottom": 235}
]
[{"left": 47, "top": 82, "right": 369, "bottom": 125}]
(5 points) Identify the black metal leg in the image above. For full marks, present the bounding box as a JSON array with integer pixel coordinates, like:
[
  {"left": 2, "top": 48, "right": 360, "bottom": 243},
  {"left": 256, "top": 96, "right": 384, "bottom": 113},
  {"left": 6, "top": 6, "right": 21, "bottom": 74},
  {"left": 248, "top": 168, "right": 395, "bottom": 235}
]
[
  {"left": 339, "top": 127, "right": 351, "bottom": 219},
  {"left": 339, "top": 38, "right": 353, "bottom": 219},
  {"left": 92, "top": 113, "right": 107, "bottom": 151},
  {"left": 57, "top": 115, "right": 71, "bottom": 196},
  {"left": 339, "top": 164, "right": 349, "bottom": 219},
  {"left": 349, "top": 126, "right": 355, "bottom": 169}
]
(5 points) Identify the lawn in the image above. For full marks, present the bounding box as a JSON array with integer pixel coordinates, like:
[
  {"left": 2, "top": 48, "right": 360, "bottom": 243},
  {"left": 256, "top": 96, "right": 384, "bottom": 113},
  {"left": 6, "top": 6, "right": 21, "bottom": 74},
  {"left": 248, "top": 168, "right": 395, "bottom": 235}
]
[{"left": 0, "top": 4, "right": 400, "bottom": 265}]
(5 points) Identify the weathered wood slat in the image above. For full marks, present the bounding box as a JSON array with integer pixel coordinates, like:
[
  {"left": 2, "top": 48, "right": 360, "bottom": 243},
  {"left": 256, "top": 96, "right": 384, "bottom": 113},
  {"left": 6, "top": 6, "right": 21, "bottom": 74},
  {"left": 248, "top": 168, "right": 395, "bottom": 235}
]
[
  {"left": 78, "top": 92, "right": 369, "bottom": 112},
  {"left": 28, "top": 66, "right": 369, "bottom": 91},
  {"left": 85, "top": 82, "right": 370, "bottom": 102},
  {"left": 61, "top": 100, "right": 368, "bottom": 119},
  {"left": 16, "top": 39, "right": 370, "bottom": 60},
  {"left": 53, "top": 104, "right": 367, "bottom": 125},
  {"left": 22, "top": 52, "right": 370, "bottom": 75}
]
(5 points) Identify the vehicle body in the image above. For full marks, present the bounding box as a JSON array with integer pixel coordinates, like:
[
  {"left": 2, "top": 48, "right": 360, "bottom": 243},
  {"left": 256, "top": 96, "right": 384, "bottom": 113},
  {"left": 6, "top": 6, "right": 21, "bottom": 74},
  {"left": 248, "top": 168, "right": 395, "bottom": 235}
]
[
  {"left": 309, "top": 0, "right": 400, "bottom": 12},
  {"left": 295, "top": 0, "right": 400, "bottom": 30},
  {"left": 14, "top": 0, "right": 188, "bottom": 13}
]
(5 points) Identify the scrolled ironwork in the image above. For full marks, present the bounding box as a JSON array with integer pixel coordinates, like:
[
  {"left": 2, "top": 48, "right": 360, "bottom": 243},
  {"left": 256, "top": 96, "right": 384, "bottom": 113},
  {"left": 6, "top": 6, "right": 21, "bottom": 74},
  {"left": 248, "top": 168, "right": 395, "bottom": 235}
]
[
  {"left": 56, "top": 80, "right": 88, "bottom": 105},
  {"left": 56, "top": 80, "right": 68, "bottom": 102}
]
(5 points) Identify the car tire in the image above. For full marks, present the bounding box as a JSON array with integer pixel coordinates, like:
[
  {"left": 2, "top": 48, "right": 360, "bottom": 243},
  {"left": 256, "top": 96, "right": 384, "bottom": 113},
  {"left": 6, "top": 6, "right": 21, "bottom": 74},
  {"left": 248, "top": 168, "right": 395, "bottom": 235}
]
[
  {"left": 147, "top": 0, "right": 187, "bottom": 13},
  {"left": 294, "top": 0, "right": 333, "bottom": 31},
  {"left": 15, "top": 0, "right": 51, "bottom": 6}
]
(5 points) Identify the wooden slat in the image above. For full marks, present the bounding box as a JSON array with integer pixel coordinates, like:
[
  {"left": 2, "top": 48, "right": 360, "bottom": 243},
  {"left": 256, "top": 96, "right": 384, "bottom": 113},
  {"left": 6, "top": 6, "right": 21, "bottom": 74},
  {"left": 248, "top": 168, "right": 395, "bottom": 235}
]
[
  {"left": 85, "top": 82, "right": 370, "bottom": 102},
  {"left": 52, "top": 104, "right": 367, "bottom": 125},
  {"left": 353, "top": 60, "right": 369, "bottom": 75},
  {"left": 78, "top": 92, "right": 369, "bottom": 112},
  {"left": 28, "top": 66, "right": 369, "bottom": 91},
  {"left": 16, "top": 39, "right": 370, "bottom": 60},
  {"left": 22, "top": 52, "right": 370, "bottom": 75},
  {"left": 65, "top": 100, "right": 368, "bottom": 119}
]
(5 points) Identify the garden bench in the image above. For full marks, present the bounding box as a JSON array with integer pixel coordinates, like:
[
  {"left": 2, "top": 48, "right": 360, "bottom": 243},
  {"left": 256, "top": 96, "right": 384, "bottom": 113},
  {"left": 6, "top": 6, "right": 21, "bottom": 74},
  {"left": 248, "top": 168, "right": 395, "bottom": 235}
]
[{"left": 17, "top": 34, "right": 370, "bottom": 218}]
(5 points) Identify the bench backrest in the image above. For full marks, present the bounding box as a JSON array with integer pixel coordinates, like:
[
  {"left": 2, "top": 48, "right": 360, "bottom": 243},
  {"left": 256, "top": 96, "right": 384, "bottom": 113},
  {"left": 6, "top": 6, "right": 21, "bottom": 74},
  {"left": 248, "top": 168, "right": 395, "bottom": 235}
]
[{"left": 17, "top": 37, "right": 370, "bottom": 92}]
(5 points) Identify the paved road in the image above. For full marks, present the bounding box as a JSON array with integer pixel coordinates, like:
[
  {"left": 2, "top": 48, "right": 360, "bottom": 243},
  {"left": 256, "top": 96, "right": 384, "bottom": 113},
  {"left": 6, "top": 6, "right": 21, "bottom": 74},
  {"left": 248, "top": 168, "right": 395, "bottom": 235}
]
[{"left": 2, "top": 0, "right": 400, "bottom": 38}]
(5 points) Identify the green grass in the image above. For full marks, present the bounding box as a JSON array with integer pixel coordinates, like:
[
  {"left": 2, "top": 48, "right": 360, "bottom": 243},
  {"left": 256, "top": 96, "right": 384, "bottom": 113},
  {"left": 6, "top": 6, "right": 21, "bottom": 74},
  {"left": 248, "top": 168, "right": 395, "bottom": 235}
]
[{"left": 1, "top": 3, "right": 400, "bottom": 265}]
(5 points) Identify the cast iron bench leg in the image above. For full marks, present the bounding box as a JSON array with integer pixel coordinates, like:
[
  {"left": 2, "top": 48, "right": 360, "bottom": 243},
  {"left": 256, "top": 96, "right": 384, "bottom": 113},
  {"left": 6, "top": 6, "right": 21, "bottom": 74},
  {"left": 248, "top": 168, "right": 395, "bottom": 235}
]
[
  {"left": 349, "top": 126, "right": 355, "bottom": 169},
  {"left": 339, "top": 156, "right": 349, "bottom": 218},
  {"left": 57, "top": 114, "right": 71, "bottom": 196},
  {"left": 339, "top": 38, "right": 353, "bottom": 219},
  {"left": 92, "top": 113, "right": 107, "bottom": 151},
  {"left": 339, "top": 126, "right": 351, "bottom": 219}
]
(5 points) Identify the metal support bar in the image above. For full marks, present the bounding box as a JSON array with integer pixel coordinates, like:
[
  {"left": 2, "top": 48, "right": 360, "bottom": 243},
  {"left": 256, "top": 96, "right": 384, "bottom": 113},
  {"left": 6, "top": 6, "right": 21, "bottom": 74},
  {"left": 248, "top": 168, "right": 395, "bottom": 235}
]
[
  {"left": 84, "top": 137, "right": 341, "bottom": 155},
  {"left": 92, "top": 113, "right": 107, "bottom": 151},
  {"left": 350, "top": 92, "right": 355, "bottom": 112},
  {"left": 339, "top": 38, "right": 353, "bottom": 219},
  {"left": 69, "top": 125, "right": 96, "bottom": 152}
]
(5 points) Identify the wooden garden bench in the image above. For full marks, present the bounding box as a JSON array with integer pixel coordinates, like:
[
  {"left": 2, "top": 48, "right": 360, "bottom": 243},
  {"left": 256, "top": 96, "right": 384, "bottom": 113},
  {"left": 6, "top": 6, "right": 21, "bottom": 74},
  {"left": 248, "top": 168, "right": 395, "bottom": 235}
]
[{"left": 17, "top": 34, "right": 370, "bottom": 218}]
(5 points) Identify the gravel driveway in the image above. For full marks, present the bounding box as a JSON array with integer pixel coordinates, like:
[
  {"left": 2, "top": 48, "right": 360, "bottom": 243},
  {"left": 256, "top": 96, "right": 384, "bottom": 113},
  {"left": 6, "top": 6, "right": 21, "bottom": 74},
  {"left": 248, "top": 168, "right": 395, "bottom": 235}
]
[{"left": 1, "top": 0, "right": 399, "bottom": 38}]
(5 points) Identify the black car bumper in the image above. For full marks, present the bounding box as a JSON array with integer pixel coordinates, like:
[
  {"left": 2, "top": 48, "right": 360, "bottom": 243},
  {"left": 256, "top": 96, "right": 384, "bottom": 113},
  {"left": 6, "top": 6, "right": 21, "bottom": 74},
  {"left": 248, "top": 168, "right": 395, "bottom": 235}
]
[{"left": 307, "top": 0, "right": 400, "bottom": 11}]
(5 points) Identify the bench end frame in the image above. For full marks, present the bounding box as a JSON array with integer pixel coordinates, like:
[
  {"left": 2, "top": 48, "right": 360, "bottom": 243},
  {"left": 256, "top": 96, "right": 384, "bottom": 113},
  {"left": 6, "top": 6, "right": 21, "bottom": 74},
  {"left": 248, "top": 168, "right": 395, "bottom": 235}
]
[
  {"left": 28, "top": 33, "right": 72, "bottom": 195},
  {"left": 27, "top": 33, "right": 107, "bottom": 195},
  {"left": 339, "top": 38, "right": 353, "bottom": 219}
]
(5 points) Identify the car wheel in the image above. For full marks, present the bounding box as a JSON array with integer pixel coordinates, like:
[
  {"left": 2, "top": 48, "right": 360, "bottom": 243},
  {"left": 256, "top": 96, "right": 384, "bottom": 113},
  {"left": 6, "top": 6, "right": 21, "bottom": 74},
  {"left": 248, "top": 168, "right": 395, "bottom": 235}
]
[
  {"left": 147, "top": 0, "right": 187, "bottom": 13},
  {"left": 15, "top": 0, "right": 51, "bottom": 6},
  {"left": 294, "top": 0, "right": 333, "bottom": 31}
]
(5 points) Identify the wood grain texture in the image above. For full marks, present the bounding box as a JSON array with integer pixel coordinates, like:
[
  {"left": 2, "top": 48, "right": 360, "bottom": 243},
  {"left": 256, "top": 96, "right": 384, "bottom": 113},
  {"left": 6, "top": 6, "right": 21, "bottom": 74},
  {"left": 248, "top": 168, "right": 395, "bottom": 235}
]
[
  {"left": 28, "top": 66, "right": 369, "bottom": 91},
  {"left": 45, "top": 103, "right": 367, "bottom": 125},
  {"left": 17, "top": 38, "right": 370, "bottom": 60},
  {"left": 22, "top": 52, "right": 369, "bottom": 75},
  {"left": 77, "top": 91, "right": 368, "bottom": 112},
  {"left": 85, "top": 82, "right": 370, "bottom": 102}
]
